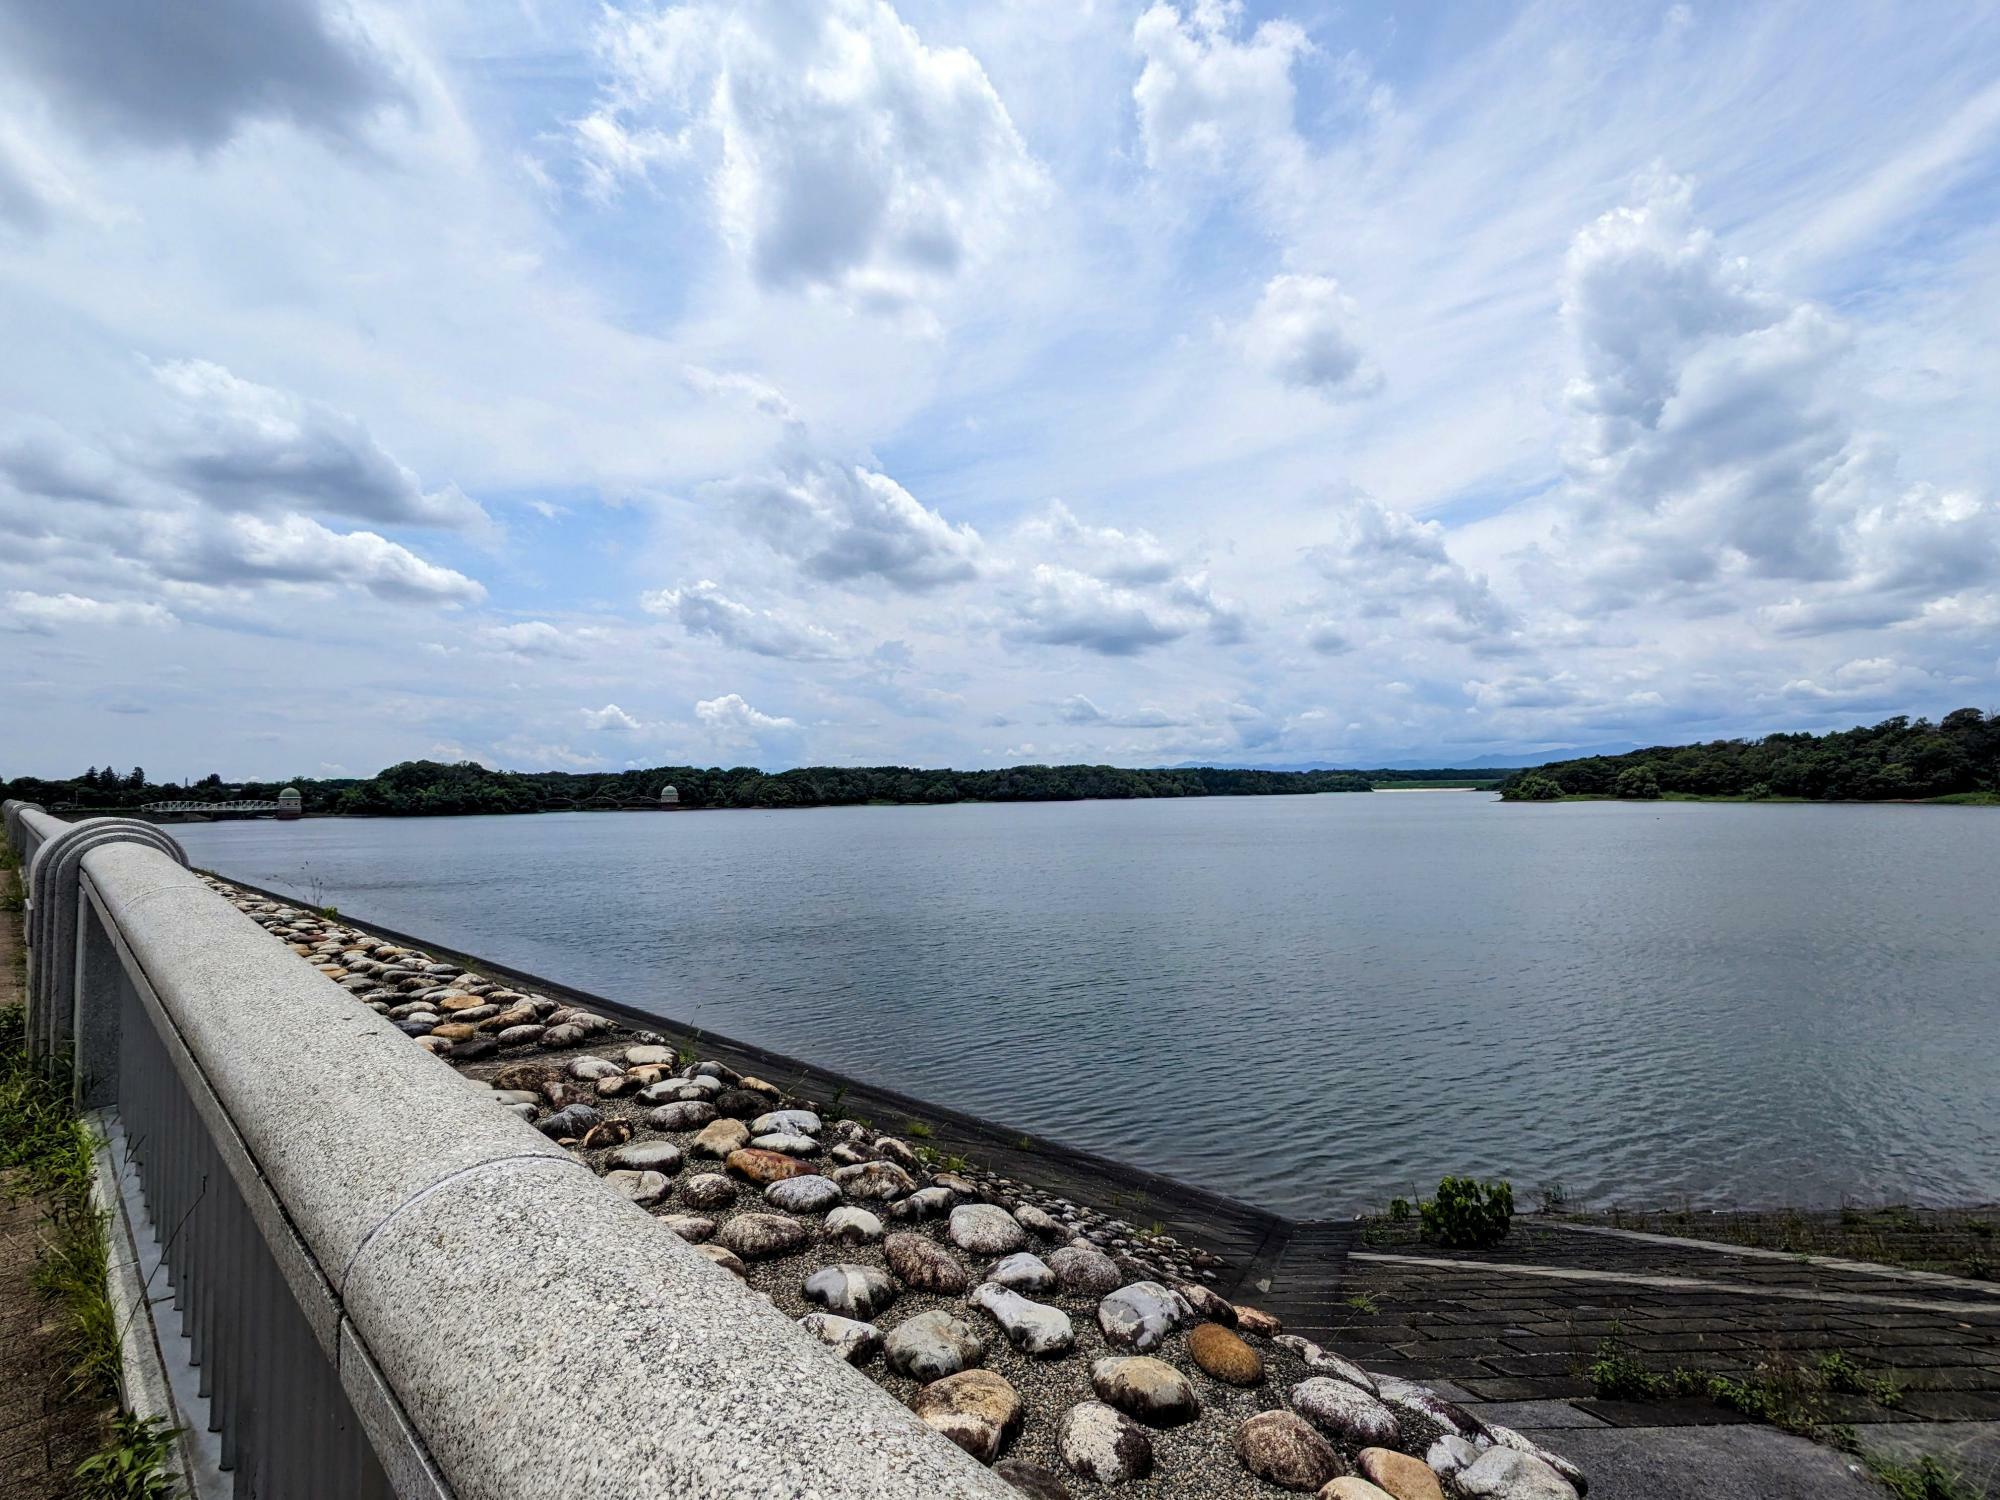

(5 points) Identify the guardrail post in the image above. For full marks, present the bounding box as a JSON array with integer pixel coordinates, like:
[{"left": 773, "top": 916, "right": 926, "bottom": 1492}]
[{"left": 7, "top": 805, "right": 188, "bottom": 1099}]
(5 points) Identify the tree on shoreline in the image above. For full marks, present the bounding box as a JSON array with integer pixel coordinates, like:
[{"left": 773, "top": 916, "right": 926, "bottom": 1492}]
[{"left": 1498, "top": 710, "right": 1998, "bottom": 802}]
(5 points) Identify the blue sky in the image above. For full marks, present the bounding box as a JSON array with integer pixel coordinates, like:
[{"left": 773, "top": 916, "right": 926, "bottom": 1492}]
[{"left": 3, "top": 0, "right": 1998, "bottom": 777}]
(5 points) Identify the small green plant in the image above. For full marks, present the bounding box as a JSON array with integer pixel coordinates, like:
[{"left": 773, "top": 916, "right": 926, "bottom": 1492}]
[
  {"left": 1386, "top": 1197, "right": 1411, "bottom": 1222},
  {"left": 904, "top": 1120, "right": 933, "bottom": 1139},
  {"left": 912, "top": 1144, "right": 941, "bottom": 1167},
  {"left": 1419, "top": 1176, "right": 1514, "bottom": 1249},
  {"left": 941, "top": 1153, "right": 970, "bottom": 1173},
  {"left": 823, "top": 1084, "right": 849, "bottom": 1122},
  {"left": 1865, "top": 1453, "right": 1979, "bottom": 1500},
  {"left": 1343, "top": 1292, "right": 1379, "bottom": 1314},
  {"left": 75, "top": 1412, "right": 183, "bottom": 1500},
  {"left": 1013, "top": 1135, "right": 1034, "bottom": 1150},
  {"left": 1536, "top": 1181, "right": 1570, "bottom": 1215}
]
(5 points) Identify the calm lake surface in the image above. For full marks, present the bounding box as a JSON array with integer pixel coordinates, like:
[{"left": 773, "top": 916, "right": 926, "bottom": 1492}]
[{"left": 174, "top": 795, "right": 2000, "bottom": 1219}]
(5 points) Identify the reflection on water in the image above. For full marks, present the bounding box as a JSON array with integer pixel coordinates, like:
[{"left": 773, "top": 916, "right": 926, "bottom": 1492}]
[{"left": 176, "top": 795, "right": 2000, "bottom": 1217}]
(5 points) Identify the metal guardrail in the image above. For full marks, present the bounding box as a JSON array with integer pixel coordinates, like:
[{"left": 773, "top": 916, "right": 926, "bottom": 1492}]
[{"left": 3, "top": 797, "right": 1013, "bottom": 1500}]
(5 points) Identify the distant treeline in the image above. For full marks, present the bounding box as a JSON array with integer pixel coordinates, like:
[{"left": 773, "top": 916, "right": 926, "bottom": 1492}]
[
  {"left": 1500, "top": 709, "right": 2000, "bottom": 802},
  {"left": 3, "top": 759, "right": 1379, "bottom": 816}
]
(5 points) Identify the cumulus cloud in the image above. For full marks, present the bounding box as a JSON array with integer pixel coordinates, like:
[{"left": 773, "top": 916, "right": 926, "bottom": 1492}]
[
  {"left": 727, "top": 449, "right": 981, "bottom": 592},
  {"left": 579, "top": 0, "right": 1042, "bottom": 303},
  {"left": 1, "top": 591, "right": 178, "bottom": 634},
  {"left": 1557, "top": 174, "right": 2000, "bottom": 625},
  {"left": 1004, "top": 563, "right": 1240, "bottom": 656},
  {"left": 155, "top": 513, "right": 485, "bottom": 604},
  {"left": 1014, "top": 502, "right": 1175, "bottom": 585},
  {"left": 1132, "top": 0, "right": 1310, "bottom": 191},
  {"left": 146, "top": 360, "right": 485, "bottom": 529},
  {"left": 694, "top": 692, "right": 801, "bottom": 754},
  {"left": 641, "top": 579, "right": 844, "bottom": 659},
  {"left": 1237, "top": 274, "right": 1379, "bottom": 399},
  {"left": 580, "top": 703, "right": 644, "bottom": 732},
  {"left": 999, "top": 501, "right": 1243, "bottom": 656},
  {"left": 1301, "top": 494, "right": 1519, "bottom": 650},
  {"left": 0, "top": 0, "right": 398, "bottom": 151}
]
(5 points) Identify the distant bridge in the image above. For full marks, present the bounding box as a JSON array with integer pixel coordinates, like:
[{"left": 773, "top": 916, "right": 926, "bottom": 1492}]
[{"left": 140, "top": 800, "right": 287, "bottom": 814}]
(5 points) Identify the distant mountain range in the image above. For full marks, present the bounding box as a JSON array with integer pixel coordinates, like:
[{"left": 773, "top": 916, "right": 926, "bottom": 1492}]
[{"left": 1170, "top": 744, "right": 1642, "bottom": 774}]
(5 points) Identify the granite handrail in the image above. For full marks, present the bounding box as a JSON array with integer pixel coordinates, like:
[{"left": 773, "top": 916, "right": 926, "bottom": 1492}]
[{"left": 2, "top": 801, "right": 1014, "bottom": 1500}]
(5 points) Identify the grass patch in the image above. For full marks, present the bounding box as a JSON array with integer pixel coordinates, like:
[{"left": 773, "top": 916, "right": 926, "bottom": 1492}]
[
  {"left": 75, "top": 1412, "right": 182, "bottom": 1500},
  {"left": 0, "top": 1008, "right": 117, "bottom": 1399},
  {"left": 902, "top": 1119, "right": 933, "bottom": 1139},
  {"left": 1864, "top": 1452, "right": 1983, "bottom": 1500},
  {"left": 1, "top": 986, "right": 180, "bottom": 1497},
  {"left": 1343, "top": 1291, "right": 1380, "bottom": 1314},
  {"left": 1584, "top": 1336, "right": 1915, "bottom": 1454}
]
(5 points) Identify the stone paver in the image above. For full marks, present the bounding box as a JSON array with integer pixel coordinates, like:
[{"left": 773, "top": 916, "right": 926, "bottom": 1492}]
[{"left": 1512, "top": 1422, "right": 1880, "bottom": 1500}]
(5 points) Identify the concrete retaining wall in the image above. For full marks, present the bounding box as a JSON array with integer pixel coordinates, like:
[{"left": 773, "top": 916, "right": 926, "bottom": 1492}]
[{"left": 3, "top": 797, "right": 1014, "bottom": 1500}]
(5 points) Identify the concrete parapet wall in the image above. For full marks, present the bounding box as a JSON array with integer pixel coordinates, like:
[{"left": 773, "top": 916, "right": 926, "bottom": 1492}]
[{"left": 4, "top": 813, "right": 1015, "bottom": 1499}]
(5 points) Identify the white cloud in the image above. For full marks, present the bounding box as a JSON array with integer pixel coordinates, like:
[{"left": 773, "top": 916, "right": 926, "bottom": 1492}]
[
  {"left": 580, "top": 703, "right": 644, "bottom": 732},
  {"left": 1301, "top": 493, "right": 1519, "bottom": 650},
  {"left": 693, "top": 691, "right": 801, "bottom": 753},
  {"left": 1004, "top": 563, "right": 1239, "bottom": 656},
  {"left": 1, "top": 590, "right": 178, "bottom": 634},
  {"left": 726, "top": 448, "right": 981, "bottom": 592},
  {"left": 482, "top": 621, "right": 589, "bottom": 657},
  {"left": 641, "top": 578, "right": 844, "bottom": 658},
  {"left": 1132, "top": 1, "right": 1310, "bottom": 194},
  {"left": 1236, "top": 274, "right": 1379, "bottom": 399},
  {"left": 1556, "top": 175, "right": 2000, "bottom": 625},
  {"left": 579, "top": 0, "right": 1043, "bottom": 305},
  {"left": 152, "top": 512, "right": 484, "bottom": 603},
  {"left": 146, "top": 360, "right": 486, "bottom": 529},
  {"left": 1000, "top": 500, "right": 1243, "bottom": 656}
]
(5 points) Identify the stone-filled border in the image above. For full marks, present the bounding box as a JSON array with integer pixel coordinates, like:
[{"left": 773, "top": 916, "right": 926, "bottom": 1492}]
[{"left": 208, "top": 875, "right": 1589, "bottom": 1500}]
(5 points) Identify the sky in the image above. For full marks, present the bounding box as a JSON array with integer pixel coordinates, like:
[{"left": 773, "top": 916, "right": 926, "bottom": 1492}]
[{"left": 3, "top": 0, "right": 1999, "bottom": 779}]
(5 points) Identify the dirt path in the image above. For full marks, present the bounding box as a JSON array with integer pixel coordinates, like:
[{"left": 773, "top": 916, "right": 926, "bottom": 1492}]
[{"left": 0, "top": 891, "right": 110, "bottom": 1496}]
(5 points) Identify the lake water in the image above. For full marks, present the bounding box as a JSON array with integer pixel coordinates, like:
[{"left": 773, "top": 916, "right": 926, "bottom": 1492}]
[{"left": 173, "top": 794, "right": 2000, "bottom": 1219}]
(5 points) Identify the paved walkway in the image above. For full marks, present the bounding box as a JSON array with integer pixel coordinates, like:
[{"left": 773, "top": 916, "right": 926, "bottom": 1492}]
[{"left": 1247, "top": 1217, "right": 2000, "bottom": 1497}]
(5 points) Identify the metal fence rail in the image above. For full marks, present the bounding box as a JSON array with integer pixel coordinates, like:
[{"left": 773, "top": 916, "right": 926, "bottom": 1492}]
[{"left": 1, "top": 798, "right": 1014, "bottom": 1500}]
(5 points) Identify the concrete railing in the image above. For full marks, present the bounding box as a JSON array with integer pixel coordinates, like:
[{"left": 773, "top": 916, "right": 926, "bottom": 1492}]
[{"left": 2, "top": 798, "right": 1013, "bottom": 1500}]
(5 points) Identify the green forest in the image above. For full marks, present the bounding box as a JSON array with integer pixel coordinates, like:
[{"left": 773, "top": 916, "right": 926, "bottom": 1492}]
[
  {"left": 1499, "top": 709, "right": 2000, "bottom": 803},
  {"left": 0, "top": 759, "right": 1376, "bottom": 816}
]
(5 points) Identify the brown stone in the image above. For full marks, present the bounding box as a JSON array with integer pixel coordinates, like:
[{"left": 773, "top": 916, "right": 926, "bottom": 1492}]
[
  {"left": 579, "top": 1119, "right": 634, "bottom": 1150},
  {"left": 1188, "top": 1322, "right": 1264, "bottom": 1386},
  {"left": 1235, "top": 1304, "right": 1283, "bottom": 1338},
  {"left": 909, "top": 1369, "right": 1021, "bottom": 1463},
  {"left": 1320, "top": 1482, "right": 1397, "bottom": 1500},
  {"left": 1356, "top": 1449, "right": 1446, "bottom": 1500},
  {"left": 490, "top": 1063, "right": 559, "bottom": 1094},
  {"left": 736, "top": 1075, "right": 783, "bottom": 1098},
  {"left": 714, "top": 1212, "right": 812, "bottom": 1261},
  {"left": 1176, "top": 1281, "right": 1237, "bottom": 1325},
  {"left": 691, "top": 1118, "right": 751, "bottom": 1157},
  {"left": 429, "top": 1023, "right": 476, "bottom": 1042},
  {"left": 725, "top": 1147, "right": 811, "bottom": 1184},
  {"left": 1237, "top": 1411, "right": 1339, "bottom": 1492},
  {"left": 884, "top": 1231, "right": 972, "bottom": 1293},
  {"left": 437, "top": 991, "right": 483, "bottom": 1010}
]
